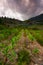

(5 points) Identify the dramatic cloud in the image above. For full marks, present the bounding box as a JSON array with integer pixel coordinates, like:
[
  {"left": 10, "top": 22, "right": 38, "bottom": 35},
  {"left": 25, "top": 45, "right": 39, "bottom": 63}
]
[{"left": 0, "top": 0, "right": 43, "bottom": 20}]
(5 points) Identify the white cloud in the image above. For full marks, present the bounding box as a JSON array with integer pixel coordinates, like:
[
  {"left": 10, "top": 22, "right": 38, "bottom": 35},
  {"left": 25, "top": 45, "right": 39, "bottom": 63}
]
[
  {"left": 5, "top": 9, "right": 23, "bottom": 20},
  {"left": 0, "top": 0, "right": 23, "bottom": 20}
]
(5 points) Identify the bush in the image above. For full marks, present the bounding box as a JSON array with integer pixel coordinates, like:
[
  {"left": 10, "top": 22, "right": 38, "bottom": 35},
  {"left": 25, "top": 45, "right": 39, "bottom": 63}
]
[{"left": 18, "top": 50, "right": 30, "bottom": 65}]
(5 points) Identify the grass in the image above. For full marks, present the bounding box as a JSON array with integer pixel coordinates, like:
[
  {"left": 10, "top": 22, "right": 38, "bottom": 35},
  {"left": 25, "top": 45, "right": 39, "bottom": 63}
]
[
  {"left": 29, "top": 30, "right": 43, "bottom": 46},
  {"left": 0, "top": 25, "right": 21, "bottom": 41}
]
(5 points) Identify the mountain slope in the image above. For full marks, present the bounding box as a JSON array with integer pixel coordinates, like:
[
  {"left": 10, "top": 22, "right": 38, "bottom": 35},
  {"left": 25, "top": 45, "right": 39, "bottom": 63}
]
[{"left": 29, "top": 14, "right": 43, "bottom": 21}]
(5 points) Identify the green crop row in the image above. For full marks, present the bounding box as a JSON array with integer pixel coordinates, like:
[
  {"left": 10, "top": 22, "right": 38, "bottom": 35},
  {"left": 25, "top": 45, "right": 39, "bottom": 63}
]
[
  {"left": 25, "top": 29, "right": 35, "bottom": 41},
  {"left": 29, "top": 30, "right": 43, "bottom": 46},
  {"left": 11, "top": 30, "right": 22, "bottom": 49},
  {"left": 0, "top": 30, "right": 22, "bottom": 65},
  {"left": 0, "top": 27, "right": 21, "bottom": 41}
]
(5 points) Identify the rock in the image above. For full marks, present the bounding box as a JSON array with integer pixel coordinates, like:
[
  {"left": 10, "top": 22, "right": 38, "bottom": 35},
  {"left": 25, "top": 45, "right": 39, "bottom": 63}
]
[
  {"left": 39, "top": 58, "right": 42, "bottom": 61},
  {"left": 35, "top": 64, "right": 38, "bottom": 65}
]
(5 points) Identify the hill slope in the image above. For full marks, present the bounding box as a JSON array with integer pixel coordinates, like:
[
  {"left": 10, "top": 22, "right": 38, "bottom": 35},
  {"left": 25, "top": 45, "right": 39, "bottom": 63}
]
[{"left": 29, "top": 14, "right": 43, "bottom": 21}]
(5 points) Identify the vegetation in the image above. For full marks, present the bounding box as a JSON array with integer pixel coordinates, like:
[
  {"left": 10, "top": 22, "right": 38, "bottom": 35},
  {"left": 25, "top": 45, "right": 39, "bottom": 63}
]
[
  {"left": 26, "top": 30, "right": 35, "bottom": 41},
  {"left": 18, "top": 50, "right": 30, "bottom": 65},
  {"left": 32, "top": 48, "right": 39, "bottom": 54},
  {"left": 0, "top": 17, "right": 43, "bottom": 65},
  {"left": 29, "top": 30, "right": 43, "bottom": 46}
]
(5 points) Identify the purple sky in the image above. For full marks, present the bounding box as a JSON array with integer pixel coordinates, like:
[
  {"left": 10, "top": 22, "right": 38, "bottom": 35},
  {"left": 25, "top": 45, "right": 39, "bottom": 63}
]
[{"left": 0, "top": 0, "right": 43, "bottom": 20}]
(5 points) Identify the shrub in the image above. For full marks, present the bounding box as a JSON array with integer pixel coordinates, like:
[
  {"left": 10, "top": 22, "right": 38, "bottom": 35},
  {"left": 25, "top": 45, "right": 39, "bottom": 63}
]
[{"left": 18, "top": 50, "right": 30, "bottom": 65}]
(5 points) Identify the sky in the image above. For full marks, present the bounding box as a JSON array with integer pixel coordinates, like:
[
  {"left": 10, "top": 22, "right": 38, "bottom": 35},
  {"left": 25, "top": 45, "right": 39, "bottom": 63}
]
[{"left": 0, "top": 0, "right": 43, "bottom": 20}]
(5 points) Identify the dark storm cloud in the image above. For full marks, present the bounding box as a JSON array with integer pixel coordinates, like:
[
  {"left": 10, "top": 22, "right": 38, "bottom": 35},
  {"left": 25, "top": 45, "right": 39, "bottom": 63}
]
[
  {"left": 0, "top": 0, "right": 43, "bottom": 20},
  {"left": 6, "top": 0, "right": 43, "bottom": 20}
]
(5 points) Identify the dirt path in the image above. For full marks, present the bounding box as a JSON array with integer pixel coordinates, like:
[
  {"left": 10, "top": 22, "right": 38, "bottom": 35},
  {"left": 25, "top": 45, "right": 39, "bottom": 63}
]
[
  {"left": 25, "top": 37, "right": 43, "bottom": 65},
  {"left": 14, "top": 31, "right": 25, "bottom": 53},
  {"left": 14, "top": 30, "right": 43, "bottom": 65}
]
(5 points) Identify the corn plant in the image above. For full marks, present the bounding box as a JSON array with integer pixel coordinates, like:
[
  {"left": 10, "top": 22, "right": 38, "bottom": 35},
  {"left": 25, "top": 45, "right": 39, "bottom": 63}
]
[
  {"left": 30, "top": 30, "right": 43, "bottom": 46},
  {"left": 26, "top": 30, "right": 35, "bottom": 41},
  {"left": 2, "top": 46, "right": 9, "bottom": 65},
  {"left": 11, "top": 31, "right": 22, "bottom": 49},
  {"left": 32, "top": 48, "right": 39, "bottom": 54}
]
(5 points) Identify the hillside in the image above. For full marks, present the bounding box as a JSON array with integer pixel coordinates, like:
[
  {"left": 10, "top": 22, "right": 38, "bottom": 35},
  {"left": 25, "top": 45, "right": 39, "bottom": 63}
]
[
  {"left": 0, "top": 14, "right": 43, "bottom": 27},
  {"left": 29, "top": 14, "right": 43, "bottom": 21},
  {"left": 25, "top": 14, "right": 43, "bottom": 25},
  {"left": 0, "top": 17, "right": 23, "bottom": 27}
]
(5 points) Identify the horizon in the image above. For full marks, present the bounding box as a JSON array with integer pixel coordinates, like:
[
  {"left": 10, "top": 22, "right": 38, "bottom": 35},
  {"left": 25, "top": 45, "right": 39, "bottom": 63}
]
[{"left": 0, "top": 13, "right": 43, "bottom": 21}]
